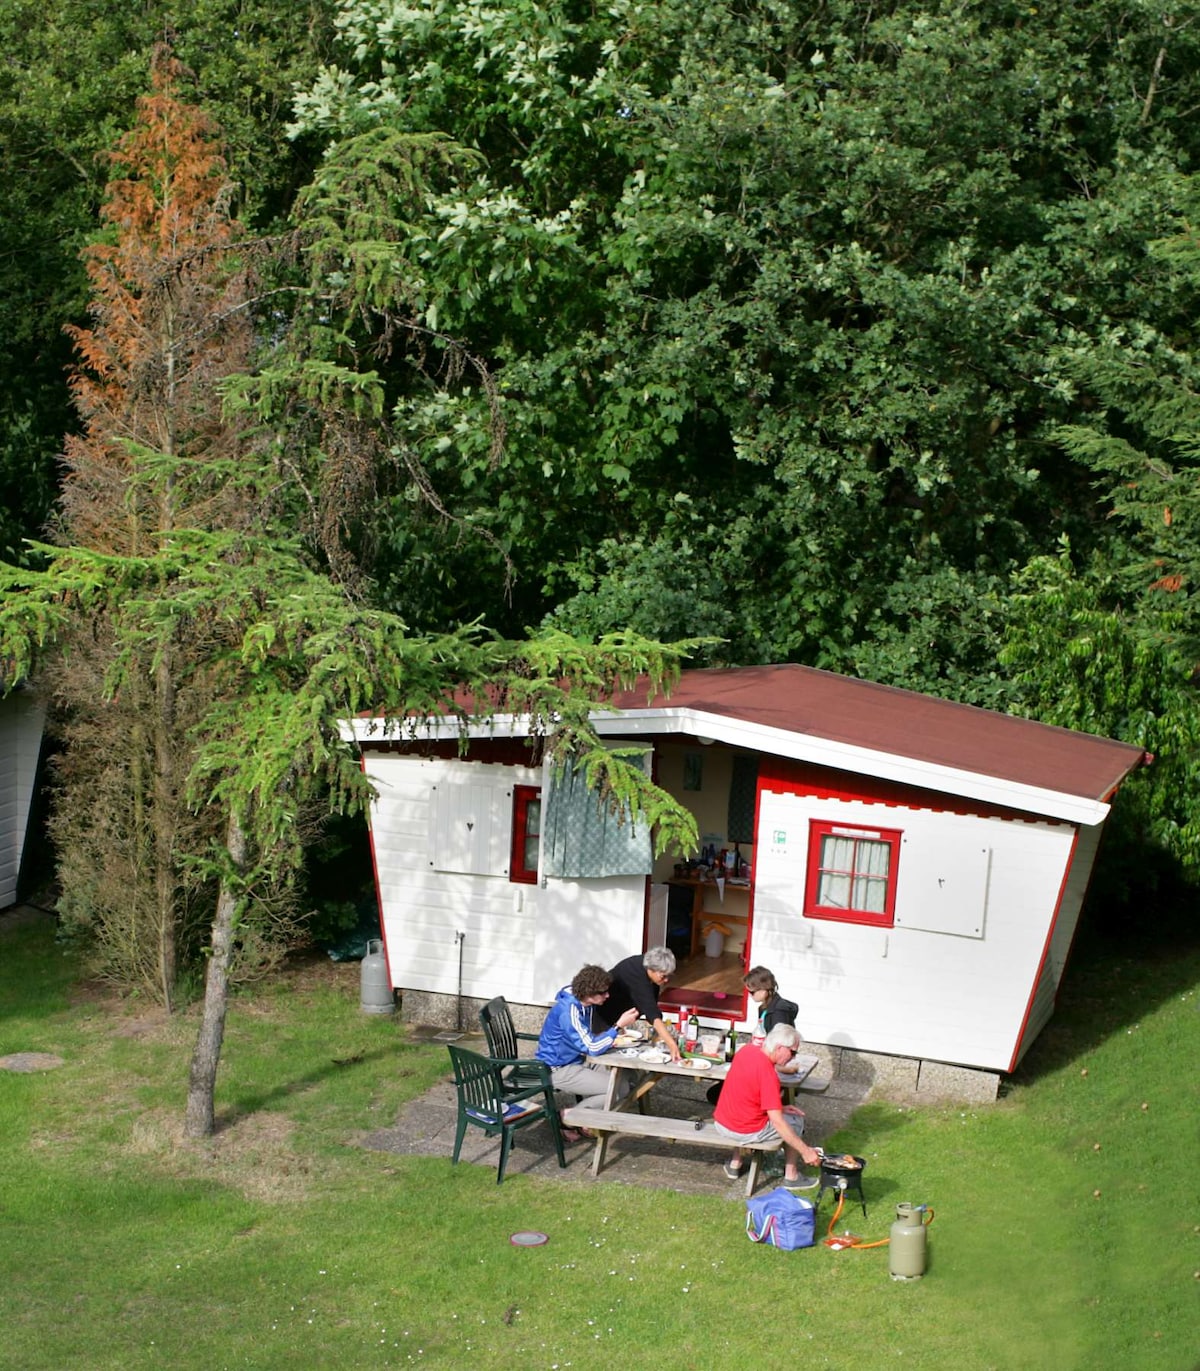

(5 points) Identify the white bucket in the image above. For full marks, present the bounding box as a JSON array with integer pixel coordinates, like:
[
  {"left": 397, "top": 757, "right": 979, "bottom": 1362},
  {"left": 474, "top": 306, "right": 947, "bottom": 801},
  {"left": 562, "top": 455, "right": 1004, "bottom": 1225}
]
[{"left": 704, "top": 928, "right": 726, "bottom": 957}]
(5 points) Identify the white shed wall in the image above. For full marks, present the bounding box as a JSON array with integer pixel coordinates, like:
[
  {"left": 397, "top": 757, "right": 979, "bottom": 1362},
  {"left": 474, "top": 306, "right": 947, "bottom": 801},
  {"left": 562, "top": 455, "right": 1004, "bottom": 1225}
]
[
  {"left": 751, "top": 791, "right": 1080, "bottom": 1071},
  {"left": 1018, "top": 823, "right": 1099, "bottom": 1059},
  {"left": 364, "top": 755, "right": 645, "bottom": 1008},
  {"left": 0, "top": 691, "right": 44, "bottom": 910}
]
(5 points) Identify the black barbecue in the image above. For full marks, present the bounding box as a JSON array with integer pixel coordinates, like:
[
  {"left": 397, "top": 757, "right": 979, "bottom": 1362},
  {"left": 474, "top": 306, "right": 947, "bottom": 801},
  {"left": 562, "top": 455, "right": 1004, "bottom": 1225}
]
[{"left": 816, "top": 1152, "right": 867, "bottom": 1218}]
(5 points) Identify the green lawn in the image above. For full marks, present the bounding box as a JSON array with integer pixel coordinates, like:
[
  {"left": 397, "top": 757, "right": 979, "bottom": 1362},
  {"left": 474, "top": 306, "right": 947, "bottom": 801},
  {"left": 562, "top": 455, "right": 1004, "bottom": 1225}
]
[{"left": 0, "top": 911, "right": 1196, "bottom": 1370}]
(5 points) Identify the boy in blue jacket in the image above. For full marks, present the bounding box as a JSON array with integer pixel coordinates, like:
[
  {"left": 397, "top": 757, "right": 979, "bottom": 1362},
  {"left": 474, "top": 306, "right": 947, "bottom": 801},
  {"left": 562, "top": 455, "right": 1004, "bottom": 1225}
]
[{"left": 537, "top": 964, "right": 639, "bottom": 1138}]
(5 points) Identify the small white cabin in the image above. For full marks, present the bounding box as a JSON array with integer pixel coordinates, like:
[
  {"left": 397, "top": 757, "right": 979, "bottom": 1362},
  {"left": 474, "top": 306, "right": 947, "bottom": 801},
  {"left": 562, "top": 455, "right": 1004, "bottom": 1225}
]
[
  {"left": 346, "top": 665, "right": 1145, "bottom": 1096},
  {"left": 0, "top": 687, "right": 45, "bottom": 910}
]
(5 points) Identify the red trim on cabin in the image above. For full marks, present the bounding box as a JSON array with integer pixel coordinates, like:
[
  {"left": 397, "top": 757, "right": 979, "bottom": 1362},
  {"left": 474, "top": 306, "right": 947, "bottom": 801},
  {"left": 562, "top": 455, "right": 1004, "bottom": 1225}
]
[
  {"left": 509, "top": 784, "right": 541, "bottom": 884},
  {"left": 757, "top": 754, "right": 1062, "bottom": 823},
  {"left": 803, "top": 819, "right": 902, "bottom": 928},
  {"left": 1007, "top": 827, "right": 1080, "bottom": 1072},
  {"left": 361, "top": 753, "right": 393, "bottom": 986}
]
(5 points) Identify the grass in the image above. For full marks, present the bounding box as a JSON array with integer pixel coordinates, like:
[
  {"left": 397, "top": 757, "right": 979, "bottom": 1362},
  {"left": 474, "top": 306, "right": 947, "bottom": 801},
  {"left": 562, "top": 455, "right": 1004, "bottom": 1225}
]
[{"left": 0, "top": 908, "right": 1196, "bottom": 1371}]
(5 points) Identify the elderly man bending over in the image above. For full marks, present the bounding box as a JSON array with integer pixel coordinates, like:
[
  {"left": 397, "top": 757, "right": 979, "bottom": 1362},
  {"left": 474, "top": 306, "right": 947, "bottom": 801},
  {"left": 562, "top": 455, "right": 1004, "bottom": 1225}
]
[
  {"left": 591, "top": 946, "right": 682, "bottom": 1062},
  {"left": 714, "top": 1023, "right": 822, "bottom": 1189}
]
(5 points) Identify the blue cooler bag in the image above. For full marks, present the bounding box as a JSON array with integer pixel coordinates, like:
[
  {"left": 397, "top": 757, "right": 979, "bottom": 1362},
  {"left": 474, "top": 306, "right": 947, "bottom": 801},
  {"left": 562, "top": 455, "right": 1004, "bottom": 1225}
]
[{"left": 745, "top": 1187, "right": 816, "bottom": 1250}]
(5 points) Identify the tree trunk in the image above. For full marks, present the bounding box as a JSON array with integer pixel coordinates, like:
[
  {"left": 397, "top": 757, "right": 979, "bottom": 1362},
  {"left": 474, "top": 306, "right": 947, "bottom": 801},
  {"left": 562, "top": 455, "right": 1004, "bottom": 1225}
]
[
  {"left": 184, "top": 811, "right": 246, "bottom": 1139},
  {"left": 152, "top": 652, "right": 178, "bottom": 1012}
]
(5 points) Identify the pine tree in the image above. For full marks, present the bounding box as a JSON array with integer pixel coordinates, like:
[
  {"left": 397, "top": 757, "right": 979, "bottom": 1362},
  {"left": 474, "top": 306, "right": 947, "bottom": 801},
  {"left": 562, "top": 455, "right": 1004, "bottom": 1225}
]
[{"left": 47, "top": 45, "right": 266, "bottom": 1007}]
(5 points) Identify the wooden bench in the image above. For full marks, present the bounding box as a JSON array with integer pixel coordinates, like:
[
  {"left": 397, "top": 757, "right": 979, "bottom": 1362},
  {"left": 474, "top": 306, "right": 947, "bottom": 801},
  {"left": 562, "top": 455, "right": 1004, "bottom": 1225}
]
[
  {"left": 785, "top": 1074, "right": 831, "bottom": 1094},
  {"left": 561, "top": 1106, "right": 783, "bottom": 1195}
]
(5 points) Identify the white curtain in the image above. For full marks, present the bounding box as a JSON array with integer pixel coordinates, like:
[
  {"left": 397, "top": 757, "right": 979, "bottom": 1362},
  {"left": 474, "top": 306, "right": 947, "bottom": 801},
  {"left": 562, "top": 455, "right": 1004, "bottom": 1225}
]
[{"left": 818, "top": 835, "right": 889, "bottom": 913}]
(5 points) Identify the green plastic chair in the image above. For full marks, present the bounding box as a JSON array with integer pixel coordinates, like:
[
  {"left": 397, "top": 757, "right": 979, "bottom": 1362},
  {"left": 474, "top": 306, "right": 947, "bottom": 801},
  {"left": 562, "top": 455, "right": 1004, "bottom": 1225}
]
[
  {"left": 479, "top": 996, "right": 546, "bottom": 1098},
  {"left": 447, "top": 1044, "right": 566, "bottom": 1183}
]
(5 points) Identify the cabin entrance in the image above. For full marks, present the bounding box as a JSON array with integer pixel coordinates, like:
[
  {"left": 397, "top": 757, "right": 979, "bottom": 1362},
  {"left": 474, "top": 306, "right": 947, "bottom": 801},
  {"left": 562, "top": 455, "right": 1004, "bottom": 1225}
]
[
  {"left": 638, "top": 738, "right": 759, "bottom": 1021},
  {"left": 651, "top": 871, "right": 750, "bottom": 1018}
]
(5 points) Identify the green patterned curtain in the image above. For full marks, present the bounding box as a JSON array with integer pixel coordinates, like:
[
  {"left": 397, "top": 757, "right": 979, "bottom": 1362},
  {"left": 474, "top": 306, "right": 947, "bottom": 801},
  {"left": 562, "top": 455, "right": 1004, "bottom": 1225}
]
[
  {"left": 543, "top": 762, "right": 653, "bottom": 878},
  {"left": 727, "top": 754, "right": 758, "bottom": 844}
]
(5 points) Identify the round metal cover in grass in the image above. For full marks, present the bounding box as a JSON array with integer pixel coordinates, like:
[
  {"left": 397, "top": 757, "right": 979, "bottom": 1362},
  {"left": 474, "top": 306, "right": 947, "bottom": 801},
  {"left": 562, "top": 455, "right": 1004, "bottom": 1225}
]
[{"left": 509, "top": 1231, "right": 549, "bottom": 1247}]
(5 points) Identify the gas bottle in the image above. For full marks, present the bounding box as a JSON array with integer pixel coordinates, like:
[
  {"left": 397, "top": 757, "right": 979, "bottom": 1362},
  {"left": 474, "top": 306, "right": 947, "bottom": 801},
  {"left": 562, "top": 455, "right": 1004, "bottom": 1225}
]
[
  {"left": 360, "top": 938, "right": 395, "bottom": 1015},
  {"left": 888, "top": 1203, "right": 929, "bottom": 1280}
]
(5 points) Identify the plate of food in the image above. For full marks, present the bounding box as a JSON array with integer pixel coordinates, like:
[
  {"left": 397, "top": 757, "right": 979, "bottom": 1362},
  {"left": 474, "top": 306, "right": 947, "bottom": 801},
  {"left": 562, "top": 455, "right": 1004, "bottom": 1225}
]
[
  {"left": 638, "top": 1047, "right": 670, "bottom": 1063},
  {"left": 680, "top": 1057, "right": 713, "bottom": 1071}
]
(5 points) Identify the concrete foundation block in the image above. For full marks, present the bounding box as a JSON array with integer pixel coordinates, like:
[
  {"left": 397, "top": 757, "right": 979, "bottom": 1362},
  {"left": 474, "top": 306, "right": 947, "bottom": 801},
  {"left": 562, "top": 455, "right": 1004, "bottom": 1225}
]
[
  {"left": 915, "top": 1059, "right": 1000, "bottom": 1103},
  {"left": 401, "top": 990, "right": 546, "bottom": 1037},
  {"left": 836, "top": 1049, "right": 920, "bottom": 1094}
]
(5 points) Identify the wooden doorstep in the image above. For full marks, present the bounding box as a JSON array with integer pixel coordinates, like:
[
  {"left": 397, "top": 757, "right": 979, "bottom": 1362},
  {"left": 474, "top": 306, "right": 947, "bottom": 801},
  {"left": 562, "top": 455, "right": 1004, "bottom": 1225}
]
[{"left": 561, "top": 1106, "right": 779, "bottom": 1195}]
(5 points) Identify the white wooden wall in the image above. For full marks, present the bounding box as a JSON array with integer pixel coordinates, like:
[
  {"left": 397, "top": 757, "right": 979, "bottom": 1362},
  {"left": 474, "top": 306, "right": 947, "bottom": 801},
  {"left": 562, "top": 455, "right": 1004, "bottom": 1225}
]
[
  {"left": 752, "top": 790, "right": 1084, "bottom": 1072},
  {"left": 0, "top": 691, "right": 44, "bottom": 909},
  {"left": 1018, "top": 822, "right": 1100, "bottom": 1059},
  {"left": 364, "top": 755, "right": 646, "bottom": 1007}
]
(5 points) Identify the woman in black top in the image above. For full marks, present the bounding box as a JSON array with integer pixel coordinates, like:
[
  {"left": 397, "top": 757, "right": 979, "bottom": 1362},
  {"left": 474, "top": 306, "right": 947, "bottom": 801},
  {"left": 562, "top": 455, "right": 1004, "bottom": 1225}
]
[{"left": 745, "top": 965, "right": 799, "bottom": 1035}]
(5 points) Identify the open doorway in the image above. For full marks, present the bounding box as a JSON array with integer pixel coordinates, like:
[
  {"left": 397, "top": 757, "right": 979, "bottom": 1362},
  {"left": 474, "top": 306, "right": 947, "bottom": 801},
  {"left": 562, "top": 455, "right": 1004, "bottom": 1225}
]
[
  {"left": 643, "top": 739, "right": 757, "bottom": 1021},
  {"left": 651, "top": 872, "right": 751, "bottom": 1017}
]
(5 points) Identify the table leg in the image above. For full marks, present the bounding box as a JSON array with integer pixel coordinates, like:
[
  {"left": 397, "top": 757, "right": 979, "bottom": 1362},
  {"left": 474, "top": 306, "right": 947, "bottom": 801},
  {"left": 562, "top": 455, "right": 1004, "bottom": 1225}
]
[
  {"left": 590, "top": 1064, "right": 627, "bottom": 1176},
  {"left": 603, "top": 1067, "right": 621, "bottom": 1111}
]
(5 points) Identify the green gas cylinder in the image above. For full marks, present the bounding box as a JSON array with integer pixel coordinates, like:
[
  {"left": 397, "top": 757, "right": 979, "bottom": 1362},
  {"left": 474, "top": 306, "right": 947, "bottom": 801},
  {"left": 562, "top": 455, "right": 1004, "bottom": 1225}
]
[{"left": 888, "top": 1203, "right": 929, "bottom": 1280}]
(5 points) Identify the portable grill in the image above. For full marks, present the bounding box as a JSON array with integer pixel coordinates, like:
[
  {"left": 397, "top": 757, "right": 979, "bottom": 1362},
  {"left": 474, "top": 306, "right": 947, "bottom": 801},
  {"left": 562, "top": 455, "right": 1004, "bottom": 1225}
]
[{"left": 816, "top": 1152, "right": 868, "bottom": 1218}]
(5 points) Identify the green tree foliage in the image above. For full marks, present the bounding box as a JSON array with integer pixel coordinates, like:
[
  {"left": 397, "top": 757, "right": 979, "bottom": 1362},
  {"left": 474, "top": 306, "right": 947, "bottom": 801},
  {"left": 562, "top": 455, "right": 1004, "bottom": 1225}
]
[
  {"left": 1034, "top": 178, "right": 1200, "bottom": 897},
  {"left": 1000, "top": 548, "right": 1200, "bottom": 901},
  {"left": 289, "top": 0, "right": 1200, "bottom": 689},
  {"left": 1054, "top": 182, "right": 1200, "bottom": 655}
]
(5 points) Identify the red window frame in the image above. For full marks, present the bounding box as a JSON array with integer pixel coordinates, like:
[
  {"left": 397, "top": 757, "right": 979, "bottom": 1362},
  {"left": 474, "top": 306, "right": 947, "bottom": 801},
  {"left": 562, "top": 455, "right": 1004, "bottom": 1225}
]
[
  {"left": 510, "top": 785, "right": 542, "bottom": 884},
  {"left": 803, "top": 820, "right": 901, "bottom": 927}
]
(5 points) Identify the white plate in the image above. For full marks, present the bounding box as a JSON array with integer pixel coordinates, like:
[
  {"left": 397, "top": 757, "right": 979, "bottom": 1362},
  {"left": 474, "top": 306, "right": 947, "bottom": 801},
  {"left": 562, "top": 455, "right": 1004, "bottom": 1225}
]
[
  {"left": 681, "top": 1058, "right": 713, "bottom": 1072},
  {"left": 638, "top": 1048, "right": 670, "bottom": 1063}
]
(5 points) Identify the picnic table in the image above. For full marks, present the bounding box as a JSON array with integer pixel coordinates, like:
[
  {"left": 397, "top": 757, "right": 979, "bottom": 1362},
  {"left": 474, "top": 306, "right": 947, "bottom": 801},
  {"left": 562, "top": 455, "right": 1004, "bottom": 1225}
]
[{"left": 561, "top": 1045, "right": 824, "bottom": 1195}]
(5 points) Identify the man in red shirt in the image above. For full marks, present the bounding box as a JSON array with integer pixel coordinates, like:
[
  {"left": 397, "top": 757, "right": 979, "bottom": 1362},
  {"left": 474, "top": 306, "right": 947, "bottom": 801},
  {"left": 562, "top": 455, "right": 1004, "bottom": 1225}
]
[{"left": 714, "top": 1023, "right": 821, "bottom": 1188}]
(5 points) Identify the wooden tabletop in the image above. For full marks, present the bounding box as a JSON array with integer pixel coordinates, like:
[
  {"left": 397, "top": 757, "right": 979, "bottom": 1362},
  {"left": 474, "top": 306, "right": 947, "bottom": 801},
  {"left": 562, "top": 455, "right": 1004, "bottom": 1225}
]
[
  {"left": 591, "top": 1048, "right": 729, "bottom": 1080},
  {"left": 587, "top": 1048, "right": 820, "bottom": 1110}
]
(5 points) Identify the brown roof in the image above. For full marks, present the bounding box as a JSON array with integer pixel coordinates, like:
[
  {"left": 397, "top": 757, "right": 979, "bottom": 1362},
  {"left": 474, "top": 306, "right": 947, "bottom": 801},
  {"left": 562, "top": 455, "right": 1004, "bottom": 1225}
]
[{"left": 607, "top": 664, "right": 1147, "bottom": 805}]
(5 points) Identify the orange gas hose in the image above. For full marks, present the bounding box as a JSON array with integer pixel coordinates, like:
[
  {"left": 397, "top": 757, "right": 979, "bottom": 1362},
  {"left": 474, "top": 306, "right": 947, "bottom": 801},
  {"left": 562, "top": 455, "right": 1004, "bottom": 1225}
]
[{"left": 823, "top": 1191, "right": 935, "bottom": 1250}]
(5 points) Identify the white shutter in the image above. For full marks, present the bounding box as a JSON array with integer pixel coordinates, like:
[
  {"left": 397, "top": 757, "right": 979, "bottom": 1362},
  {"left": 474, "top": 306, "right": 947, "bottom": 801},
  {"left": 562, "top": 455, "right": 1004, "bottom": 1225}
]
[{"left": 429, "top": 777, "right": 511, "bottom": 875}]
